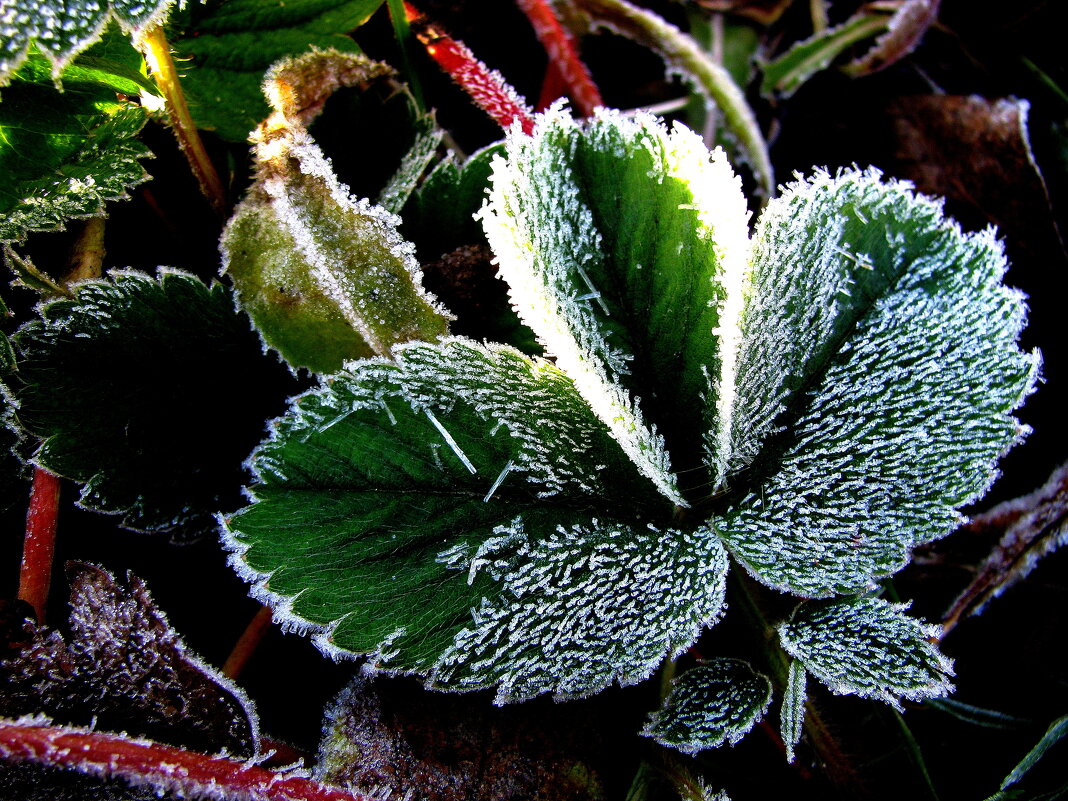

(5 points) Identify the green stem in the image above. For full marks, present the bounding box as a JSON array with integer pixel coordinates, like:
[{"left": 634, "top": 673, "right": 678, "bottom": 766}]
[
  {"left": 889, "top": 707, "right": 941, "bottom": 801},
  {"left": 140, "top": 25, "right": 228, "bottom": 218},
  {"left": 732, "top": 572, "right": 866, "bottom": 795},
  {"left": 387, "top": 0, "right": 427, "bottom": 112},
  {"left": 573, "top": 0, "right": 773, "bottom": 201}
]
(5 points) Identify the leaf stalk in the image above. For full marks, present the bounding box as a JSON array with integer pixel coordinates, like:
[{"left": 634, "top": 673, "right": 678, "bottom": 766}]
[{"left": 18, "top": 468, "right": 62, "bottom": 624}]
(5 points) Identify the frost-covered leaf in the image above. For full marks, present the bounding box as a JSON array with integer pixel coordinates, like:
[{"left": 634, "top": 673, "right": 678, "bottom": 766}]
[
  {"left": 759, "top": 11, "right": 891, "bottom": 99},
  {"left": 716, "top": 168, "right": 1037, "bottom": 596},
  {"left": 641, "top": 658, "right": 772, "bottom": 754},
  {"left": 0, "top": 41, "right": 151, "bottom": 243},
  {"left": 994, "top": 715, "right": 1068, "bottom": 798},
  {"left": 317, "top": 676, "right": 604, "bottom": 801},
  {"left": 172, "top": 0, "right": 384, "bottom": 142},
  {"left": 0, "top": 562, "right": 259, "bottom": 756},
  {"left": 401, "top": 142, "right": 503, "bottom": 261},
  {"left": 480, "top": 105, "right": 751, "bottom": 504},
  {"left": 224, "top": 337, "right": 729, "bottom": 701},
  {"left": 780, "top": 659, "right": 806, "bottom": 764},
  {"left": 375, "top": 117, "right": 444, "bottom": 215},
  {"left": 3, "top": 269, "right": 294, "bottom": 538},
  {"left": 778, "top": 597, "right": 954, "bottom": 708},
  {"left": 0, "top": 0, "right": 173, "bottom": 85},
  {"left": 221, "top": 51, "right": 450, "bottom": 374}
]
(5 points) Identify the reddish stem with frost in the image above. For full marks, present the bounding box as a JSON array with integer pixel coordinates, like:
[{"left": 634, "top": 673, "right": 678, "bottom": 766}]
[
  {"left": 18, "top": 468, "right": 61, "bottom": 624},
  {"left": 516, "top": 0, "right": 602, "bottom": 116},
  {"left": 0, "top": 719, "right": 376, "bottom": 801},
  {"left": 404, "top": 2, "right": 536, "bottom": 135}
]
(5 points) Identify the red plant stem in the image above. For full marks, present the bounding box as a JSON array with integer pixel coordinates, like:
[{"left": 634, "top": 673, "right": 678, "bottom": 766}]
[
  {"left": 536, "top": 60, "right": 570, "bottom": 111},
  {"left": 404, "top": 2, "right": 536, "bottom": 135},
  {"left": 18, "top": 468, "right": 61, "bottom": 624},
  {"left": 0, "top": 719, "right": 377, "bottom": 801},
  {"left": 515, "top": 0, "right": 603, "bottom": 116},
  {"left": 222, "top": 604, "right": 274, "bottom": 680}
]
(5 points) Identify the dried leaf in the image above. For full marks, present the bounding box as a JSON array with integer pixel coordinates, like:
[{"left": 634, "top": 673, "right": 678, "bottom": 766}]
[
  {"left": 844, "top": 0, "right": 940, "bottom": 76},
  {"left": 0, "top": 563, "right": 259, "bottom": 757}
]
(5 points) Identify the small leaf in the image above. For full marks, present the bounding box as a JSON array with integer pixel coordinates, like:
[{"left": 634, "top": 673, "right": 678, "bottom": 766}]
[
  {"left": 375, "top": 118, "right": 444, "bottom": 215},
  {"left": 172, "top": 0, "right": 385, "bottom": 142},
  {"left": 1000, "top": 715, "right": 1068, "bottom": 791},
  {"left": 3, "top": 269, "right": 294, "bottom": 539},
  {"left": 780, "top": 659, "right": 806, "bottom": 763},
  {"left": 480, "top": 106, "right": 751, "bottom": 505},
  {"left": 778, "top": 597, "right": 954, "bottom": 708},
  {"left": 221, "top": 50, "right": 450, "bottom": 373},
  {"left": 717, "top": 168, "right": 1038, "bottom": 596},
  {"left": 843, "top": 0, "right": 940, "bottom": 77},
  {"left": 0, "top": 562, "right": 259, "bottom": 757},
  {"left": 642, "top": 658, "right": 773, "bottom": 754},
  {"left": 224, "top": 337, "right": 728, "bottom": 701},
  {"left": 0, "top": 44, "right": 151, "bottom": 244},
  {"left": 0, "top": 0, "right": 173, "bottom": 85},
  {"left": 759, "top": 11, "right": 891, "bottom": 99}
]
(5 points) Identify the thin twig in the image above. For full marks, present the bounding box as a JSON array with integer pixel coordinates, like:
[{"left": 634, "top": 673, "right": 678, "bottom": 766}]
[
  {"left": 140, "top": 25, "right": 228, "bottom": 219},
  {"left": 222, "top": 605, "right": 274, "bottom": 680},
  {"left": 0, "top": 718, "right": 378, "bottom": 801},
  {"left": 18, "top": 469, "right": 61, "bottom": 624},
  {"left": 62, "top": 217, "right": 106, "bottom": 285}
]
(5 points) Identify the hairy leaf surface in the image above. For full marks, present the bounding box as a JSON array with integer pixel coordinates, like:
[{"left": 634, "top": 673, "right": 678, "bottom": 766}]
[
  {"left": 4, "top": 270, "right": 294, "bottom": 538},
  {"left": 0, "top": 0, "right": 171, "bottom": 84},
  {"left": 642, "top": 658, "right": 772, "bottom": 754},
  {"left": 717, "top": 169, "right": 1038, "bottom": 596},
  {"left": 778, "top": 597, "right": 954, "bottom": 707},
  {"left": 225, "top": 338, "right": 729, "bottom": 700},
  {"left": 0, "top": 41, "right": 151, "bottom": 243},
  {"left": 173, "top": 0, "right": 384, "bottom": 142},
  {"left": 481, "top": 106, "right": 751, "bottom": 504}
]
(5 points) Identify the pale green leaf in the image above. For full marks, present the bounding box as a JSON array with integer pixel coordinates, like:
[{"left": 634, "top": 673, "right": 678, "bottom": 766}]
[
  {"left": 781, "top": 659, "right": 806, "bottom": 764},
  {"left": 0, "top": 0, "right": 173, "bottom": 85},
  {"left": 221, "top": 51, "right": 450, "bottom": 373},
  {"left": 172, "top": 0, "right": 385, "bottom": 142},
  {"left": 0, "top": 44, "right": 150, "bottom": 244},
  {"left": 716, "top": 168, "right": 1038, "bottom": 596},
  {"left": 759, "top": 12, "right": 891, "bottom": 99},
  {"left": 480, "top": 105, "right": 751, "bottom": 505},
  {"left": 223, "top": 337, "right": 730, "bottom": 701},
  {"left": 778, "top": 597, "right": 954, "bottom": 708},
  {"left": 642, "top": 658, "right": 772, "bottom": 754}
]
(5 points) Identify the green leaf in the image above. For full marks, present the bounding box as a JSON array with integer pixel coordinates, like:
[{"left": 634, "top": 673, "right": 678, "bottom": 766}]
[
  {"left": 375, "top": 118, "right": 443, "bottom": 215},
  {"left": 641, "top": 658, "right": 772, "bottom": 754},
  {"left": 3, "top": 269, "right": 294, "bottom": 539},
  {"left": 716, "top": 168, "right": 1038, "bottom": 597},
  {"left": 0, "top": 44, "right": 151, "bottom": 244},
  {"left": 0, "top": 0, "right": 172, "bottom": 85},
  {"left": 777, "top": 597, "right": 954, "bottom": 708},
  {"left": 780, "top": 659, "right": 806, "bottom": 764},
  {"left": 480, "top": 106, "right": 752, "bottom": 506},
  {"left": 172, "top": 0, "right": 385, "bottom": 142},
  {"left": 925, "top": 697, "right": 1031, "bottom": 730},
  {"left": 759, "top": 11, "right": 891, "bottom": 99},
  {"left": 221, "top": 50, "right": 450, "bottom": 374},
  {"left": 224, "top": 337, "right": 730, "bottom": 700},
  {"left": 401, "top": 142, "right": 504, "bottom": 261},
  {"left": 1000, "top": 715, "right": 1068, "bottom": 791}
]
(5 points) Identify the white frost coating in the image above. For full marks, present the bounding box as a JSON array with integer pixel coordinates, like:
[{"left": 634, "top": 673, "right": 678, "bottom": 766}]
[
  {"left": 780, "top": 660, "right": 806, "bottom": 764},
  {"left": 642, "top": 658, "right": 773, "bottom": 754},
  {"left": 426, "top": 518, "right": 730, "bottom": 702},
  {"left": 422, "top": 407, "right": 476, "bottom": 474},
  {"left": 779, "top": 598, "right": 954, "bottom": 709},
  {"left": 481, "top": 104, "right": 689, "bottom": 505}
]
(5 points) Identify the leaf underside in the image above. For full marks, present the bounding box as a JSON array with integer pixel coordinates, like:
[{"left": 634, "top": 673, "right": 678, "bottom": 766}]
[
  {"left": 5, "top": 270, "right": 294, "bottom": 539},
  {"left": 224, "top": 338, "right": 729, "bottom": 701},
  {"left": 717, "top": 169, "right": 1037, "bottom": 597},
  {"left": 778, "top": 597, "right": 954, "bottom": 707},
  {"left": 642, "top": 658, "right": 773, "bottom": 754}
]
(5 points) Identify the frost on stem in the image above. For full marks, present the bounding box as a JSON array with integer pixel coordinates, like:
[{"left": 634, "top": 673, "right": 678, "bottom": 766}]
[{"left": 221, "top": 50, "right": 450, "bottom": 374}]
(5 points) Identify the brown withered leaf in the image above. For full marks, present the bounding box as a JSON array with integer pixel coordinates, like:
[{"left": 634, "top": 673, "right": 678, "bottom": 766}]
[
  {"left": 318, "top": 677, "right": 604, "bottom": 801},
  {"left": 691, "top": 0, "right": 794, "bottom": 25},
  {"left": 886, "top": 95, "right": 1064, "bottom": 264},
  {"left": 0, "top": 563, "right": 259, "bottom": 757},
  {"left": 845, "top": 0, "right": 940, "bottom": 75}
]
